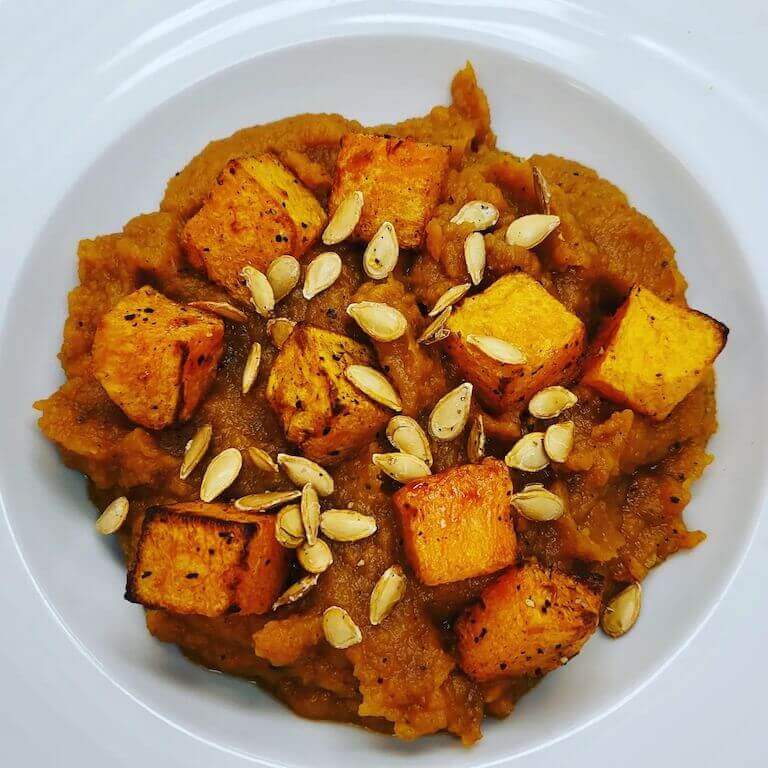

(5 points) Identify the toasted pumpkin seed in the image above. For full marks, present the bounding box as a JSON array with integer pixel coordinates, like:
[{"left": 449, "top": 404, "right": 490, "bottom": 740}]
[
  {"left": 511, "top": 486, "right": 564, "bottom": 521},
  {"left": 428, "top": 283, "right": 471, "bottom": 317},
  {"left": 300, "top": 483, "right": 321, "bottom": 545},
  {"left": 467, "top": 414, "right": 486, "bottom": 463},
  {"left": 346, "top": 301, "right": 407, "bottom": 342},
  {"left": 247, "top": 446, "right": 279, "bottom": 474},
  {"left": 241, "top": 342, "right": 262, "bottom": 394},
  {"left": 277, "top": 454, "right": 334, "bottom": 496},
  {"left": 504, "top": 432, "right": 548, "bottom": 472},
  {"left": 532, "top": 166, "right": 552, "bottom": 214},
  {"left": 344, "top": 364, "right": 402, "bottom": 411},
  {"left": 266, "top": 255, "right": 300, "bottom": 301},
  {"left": 528, "top": 386, "right": 578, "bottom": 419},
  {"left": 266, "top": 317, "right": 296, "bottom": 348},
  {"left": 272, "top": 573, "right": 318, "bottom": 609},
  {"left": 200, "top": 447, "right": 242, "bottom": 502},
  {"left": 544, "top": 421, "right": 575, "bottom": 463},
  {"left": 297, "top": 538, "right": 333, "bottom": 573},
  {"left": 386, "top": 415, "right": 433, "bottom": 466},
  {"left": 322, "top": 190, "right": 363, "bottom": 245},
  {"left": 372, "top": 452, "right": 431, "bottom": 483},
  {"left": 363, "top": 221, "right": 399, "bottom": 280},
  {"left": 234, "top": 489, "right": 301, "bottom": 512},
  {"left": 95, "top": 496, "right": 129, "bottom": 535},
  {"left": 505, "top": 214, "right": 560, "bottom": 249},
  {"left": 187, "top": 301, "right": 248, "bottom": 323},
  {"left": 450, "top": 200, "right": 499, "bottom": 230},
  {"left": 417, "top": 307, "right": 451, "bottom": 345},
  {"left": 464, "top": 232, "right": 486, "bottom": 286},
  {"left": 303, "top": 251, "right": 342, "bottom": 299},
  {"left": 466, "top": 334, "right": 526, "bottom": 365},
  {"left": 320, "top": 510, "right": 378, "bottom": 542},
  {"left": 428, "top": 382, "right": 473, "bottom": 441},
  {"left": 180, "top": 424, "right": 213, "bottom": 480},
  {"left": 276, "top": 503, "right": 304, "bottom": 548},
  {"left": 601, "top": 582, "right": 642, "bottom": 638},
  {"left": 241, "top": 266, "right": 275, "bottom": 317},
  {"left": 323, "top": 606, "right": 362, "bottom": 648},
  {"left": 369, "top": 565, "right": 406, "bottom": 625}
]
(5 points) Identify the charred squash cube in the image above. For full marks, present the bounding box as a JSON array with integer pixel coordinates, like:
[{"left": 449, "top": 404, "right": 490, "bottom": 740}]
[
  {"left": 265, "top": 323, "right": 391, "bottom": 465},
  {"left": 126, "top": 502, "right": 288, "bottom": 617},
  {"left": 444, "top": 273, "right": 586, "bottom": 412},
  {"left": 392, "top": 458, "right": 517, "bottom": 586},
  {"left": 328, "top": 133, "right": 449, "bottom": 249},
  {"left": 582, "top": 285, "right": 728, "bottom": 421},
  {"left": 92, "top": 286, "right": 224, "bottom": 430},
  {"left": 455, "top": 562, "right": 603, "bottom": 681},
  {"left": 182, "top": 154, "right": 326, "bottom": 303}
]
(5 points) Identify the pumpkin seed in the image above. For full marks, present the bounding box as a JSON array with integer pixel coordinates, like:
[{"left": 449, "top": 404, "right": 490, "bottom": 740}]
[
  {"left": 297, "top": 538, "right": 333, "bottom": 573},
  {"left": 466, "top": 334, "right": 526, "bottom": 365},
  {"left": 417, "top": 307, "right": 451, "bottom": 345},
  {"left": 247, "top": 446, "right": 279, "bottom": 474},
  {"left": 464, "top": 232, "right": 486, "bottom": 285},
  {"left": 266, "top": 317, "right": 296, "bottom": 348},
  {"left": 277, "top": 454, "right": 334, "bottom": 496},
  {"left": 532, "top": 165, "right": 552, "bottom": 214},
  {"left": 323, "top": 606, "right": 362, "bottom": 649},
  {"left": 428, "top": 283, "right": 471, "bottom": 317},
  {"left": 303, "top": 251, "right": 342, "bottom": 299},
  {"left": 544, "top": 421, "right": 575, "bottom": 463},
  {"left": 187, "top": 301, "right": 248, "bottom": 323},
  {"left": 323, "top": 190, "right": 363, "bottom": 245},
  {"left": 467, "top": 414, "right": 486, "bottom": 463},
  {"left": 300, "top": 483, "right": 321, "bottom": 545},
  {"left": 180, "top": 424, "right": 213, "bottom": 479},
  {"left": 369, "top": 565, "right": 406, "bottom": 625},
  {"left": 95, "top": 496, "right": 129, "bottom": 535},
  {"left": 344, "top": 364, "right": 402, "bottom": 411},
  {"left": 275, "top": 504, "right": 305, "bottom": 548},
  {"left": 505, "top": 214, "right": 560, "bottom": 249},
  {"left": 346, "top": 301, "right": 407, "bottom": 342},
  {"left": 320, "top": 510, "right": 378, "bottom": 542},
  {"left": 363, "top": 221, "right": 399, "bottom": 280},
  {"left": 450, "top": 200, "right": 500, "bottom": 230},
  {"left": 266, "top": 255, "right": 300, "bottom": 301},
  {"left": 386, "top": 415, "right": 432, "bottom": 466},
  {"left": 511, "top": 486, "right": 564, "bottom": 521},
  {"left": 372, "top": 452, "right": 431, "bottom": 483},
  {"left": 234, "top": 489, "right": 301, "bottom": 512},
  {"left": 428, "top": 383, "right": 473, "bottom": 441},
  {"left": 601, "top": 582, "right": 642, "bottom": 638},
  {"left": 528, "top": 386, "right": 578, "bottom": 419},
  {"left": 504, "top": 432, "right": 549, "bottom": 472},
  {"left": 241, "top": 342, "right": 262, "bottom": 394},
  {"left": 200, "top": 448, "right": 242, "bottom": 502},
  {"left": 272, "top": 573, "right": 318, "bottom": 609},
  {"left": 241, "top": 265, "right": 275, "bottom": 317}
]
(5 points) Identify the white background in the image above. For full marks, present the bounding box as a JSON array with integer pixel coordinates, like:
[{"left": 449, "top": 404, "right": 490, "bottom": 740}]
[{"left": 0, "top": 1, "right": 766, "bottom": 765}]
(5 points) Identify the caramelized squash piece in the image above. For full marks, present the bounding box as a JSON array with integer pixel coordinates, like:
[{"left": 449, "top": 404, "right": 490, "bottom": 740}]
[{"left": 92, "top": 286, "right": 224, "bottom": 430}]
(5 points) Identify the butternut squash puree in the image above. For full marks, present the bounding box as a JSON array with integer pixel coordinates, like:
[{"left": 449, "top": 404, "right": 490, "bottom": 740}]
[{"left": 34, "top": 64, "right": 716, "bottom": 744}]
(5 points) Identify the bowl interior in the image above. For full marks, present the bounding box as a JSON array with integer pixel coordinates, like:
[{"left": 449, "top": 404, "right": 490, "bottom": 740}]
[{"left": 1, "top": 34, "right": 764, "bottom": 767}]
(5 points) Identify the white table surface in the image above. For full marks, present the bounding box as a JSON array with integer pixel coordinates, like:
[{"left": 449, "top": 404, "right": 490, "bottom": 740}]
[{"left": 0, "top": 1, "right": 765, "bottom": 765}]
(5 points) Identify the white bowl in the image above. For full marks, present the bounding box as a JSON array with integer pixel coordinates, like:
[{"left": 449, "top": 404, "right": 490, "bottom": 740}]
[{"left": 1, "top": 6, "right": 766, "bottom": 768}]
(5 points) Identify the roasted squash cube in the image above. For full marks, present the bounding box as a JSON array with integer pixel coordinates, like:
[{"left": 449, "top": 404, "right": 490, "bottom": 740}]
[
  {"left": 182, "top": 154, "right": 326, "bottom": 303},
  {"left": 393, "top": 458, "right": 517, "bottom": 586},
  {"left": 582, "top": 286, "right": 727, "bottom": 421},
  {"left": 266, "top": 323, "right": 391, "bottom": 465},
  {"left": 455, "top": 562, "right": 603, "bottom": 681},
  {"left": 445, "top": 273, "right": 586, "bottom": 411},
  {"left": 92, "top": 286, "right": 224, "bottom": 430},
  {"left": 328, "top": 133, "right": 449, "bottom": 249},
  {"left": 125, "top": 502, "right": 288, "bottom": 617}
]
